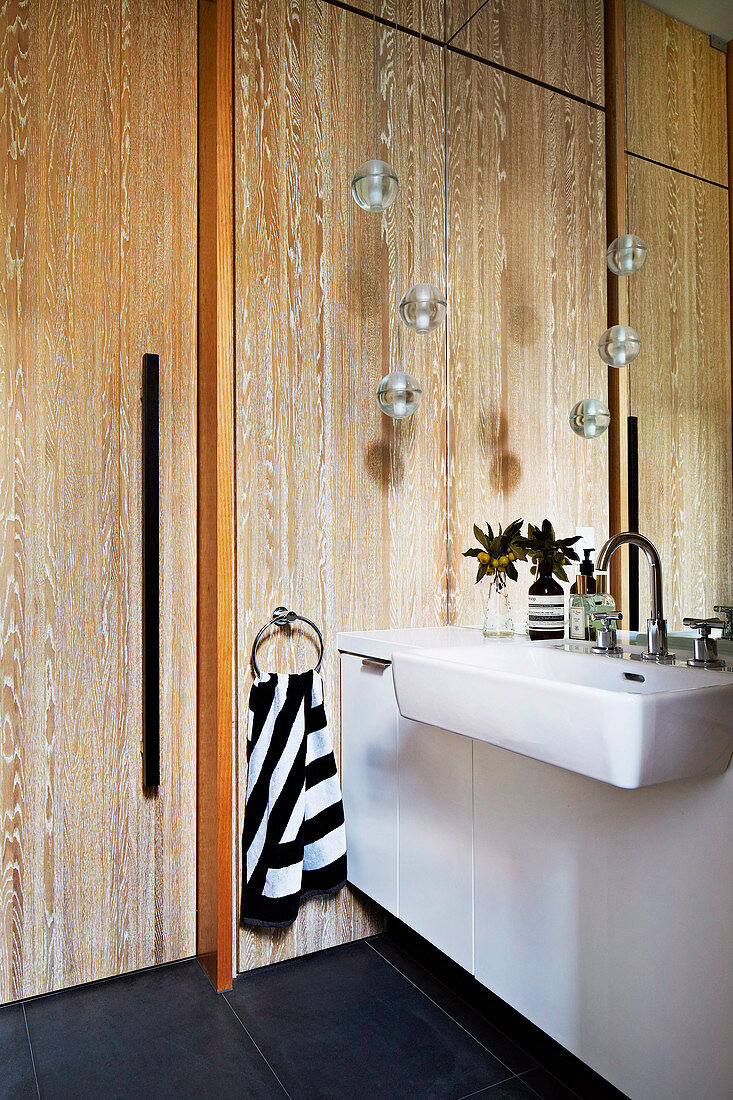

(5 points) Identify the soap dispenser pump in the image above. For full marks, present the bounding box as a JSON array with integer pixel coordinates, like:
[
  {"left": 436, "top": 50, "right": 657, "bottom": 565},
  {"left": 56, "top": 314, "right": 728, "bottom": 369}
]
[{"left": 570, "top": 548, "right": 596, "bottom": 595}]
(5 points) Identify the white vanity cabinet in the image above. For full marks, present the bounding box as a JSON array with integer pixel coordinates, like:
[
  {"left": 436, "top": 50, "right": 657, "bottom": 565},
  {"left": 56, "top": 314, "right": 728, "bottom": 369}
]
[
  {"left": 340, "top": 654, "right": 399, "bottom": 915},
  {"left": 339, "top": 626, "right": 733, "bottom": 1100},
  {"left": 340, "top": 649, "right": 473, "bottom": 971},
  {"left": 398, "top": 718, "right": 473, "bottom": 972}
]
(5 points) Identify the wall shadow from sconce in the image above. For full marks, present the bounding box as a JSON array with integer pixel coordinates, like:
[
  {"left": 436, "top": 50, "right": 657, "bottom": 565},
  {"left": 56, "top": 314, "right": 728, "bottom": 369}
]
[{"left": 478, "top": 406, "right": 522, "bottom": 496}]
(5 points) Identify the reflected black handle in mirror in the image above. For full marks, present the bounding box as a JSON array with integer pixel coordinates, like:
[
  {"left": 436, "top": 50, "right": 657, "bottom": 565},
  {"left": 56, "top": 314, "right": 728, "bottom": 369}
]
[{"left": 142, "top": 353, "right": 160, "bottom": 787}]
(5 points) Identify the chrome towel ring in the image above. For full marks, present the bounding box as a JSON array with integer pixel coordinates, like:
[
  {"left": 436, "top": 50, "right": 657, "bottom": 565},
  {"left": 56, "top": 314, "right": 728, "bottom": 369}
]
[{"left": 251, "top": 606, "right": 325, "bottom": 679}]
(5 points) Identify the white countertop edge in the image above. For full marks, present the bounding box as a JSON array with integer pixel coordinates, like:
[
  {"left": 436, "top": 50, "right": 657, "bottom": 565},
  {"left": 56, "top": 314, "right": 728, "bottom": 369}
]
[{"left": 336, "top": 626, "right": 645, "bottom": 662}]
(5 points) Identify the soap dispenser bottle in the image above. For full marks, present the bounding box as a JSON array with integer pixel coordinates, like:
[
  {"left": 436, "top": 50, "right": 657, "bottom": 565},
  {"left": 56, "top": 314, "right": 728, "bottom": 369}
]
[
  {"left": 568, "top": 574, "right": 595, "bottom": 640},
  {"left": 570, "top": 548, "right": 596, "bottom": 595}
]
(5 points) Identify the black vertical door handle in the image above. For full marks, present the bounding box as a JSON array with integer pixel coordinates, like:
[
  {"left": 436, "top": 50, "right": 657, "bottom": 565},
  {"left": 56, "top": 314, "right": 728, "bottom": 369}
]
[{"left": 142, "top": 353, "right": 160, "bottom": 787}]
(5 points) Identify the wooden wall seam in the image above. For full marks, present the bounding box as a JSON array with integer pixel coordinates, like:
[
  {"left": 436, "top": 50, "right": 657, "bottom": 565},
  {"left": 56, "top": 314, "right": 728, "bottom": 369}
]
[
  {"left": 625, "top": 148, "right": 730, "bottom": 192},
  {"left": 625, "top": 0, "right": 728, "bottom": 188},
  {"left": 448, "top": 0, "right": 605, "bottom": 106}
]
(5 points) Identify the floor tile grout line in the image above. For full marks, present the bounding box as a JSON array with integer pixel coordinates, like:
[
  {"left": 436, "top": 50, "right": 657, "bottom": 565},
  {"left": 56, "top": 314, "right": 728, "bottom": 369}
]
[
  {"left": 516, "top": 1066, "right": 584, "bottom": 1100},
  {"left": 369, "top": 938, "right": 586, "bottom": 1100},
  {"left": 366, "top": 935, "right": 531, "bottom": 1065},
  {"left": 365, "top": 940, "right": 516, "bottom": 1078},
  {"left": 22, "top": 1004, "right": 41, "bottom": 1100},
  {"left": 455, "top": 1071, "right": 518, "bottom": 1100},
  {"left": 221, "top": 993, "right": 293, "bottom": 1100}
]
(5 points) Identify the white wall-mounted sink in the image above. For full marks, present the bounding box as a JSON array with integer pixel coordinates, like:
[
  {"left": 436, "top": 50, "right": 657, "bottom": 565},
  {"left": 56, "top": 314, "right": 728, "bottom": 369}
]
[{"left": 391, "top": 638, "right": 733, "bottom": 788}]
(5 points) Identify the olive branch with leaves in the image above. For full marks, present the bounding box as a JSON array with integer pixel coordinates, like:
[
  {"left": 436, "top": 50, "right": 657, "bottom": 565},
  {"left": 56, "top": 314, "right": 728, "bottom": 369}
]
[
  {"left": 464, "top": 518, "right": 582, "bottom": 588},
  {"left": 463, "top": 518, "right": 527, "bottom": 591}
]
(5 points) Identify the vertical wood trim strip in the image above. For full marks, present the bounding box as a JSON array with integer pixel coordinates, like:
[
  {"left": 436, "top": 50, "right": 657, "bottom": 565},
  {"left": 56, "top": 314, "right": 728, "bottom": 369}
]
[
  {"left": 216, "top": 0, "right": 235, "bottom": 994},
  {"left": 604, "top": 0, "right": 630, "bottom": 607},
  {"left": 196, "top": 0, "right": 218, "bottom": 975},
  {"left": 197, "top": 0, "right": 234, "bottom": 992}
]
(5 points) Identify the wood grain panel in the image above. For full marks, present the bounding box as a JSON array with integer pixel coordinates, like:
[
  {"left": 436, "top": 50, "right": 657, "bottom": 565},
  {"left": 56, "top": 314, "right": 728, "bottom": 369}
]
[
  {"left": 450, "top": 0, "right": 605, "bottom": 105},
  {"left": 0, "top": 0, "right": 196, "bottom": 1005},
  {"left": 627, "top": 157, "right": 732, "bottom": 629},
  {"left": 235, "top": 0, "right": 447, "bottom": 971},
  {"left": 446, "top": 1, "right": 483, "bottom": 40},
  {"left": 0, "top": 0, "right": 123, "bottom": 1002},
  {"left": 0, "top": 0, "right": 32, "bottom": 1000},
  {"left": 334, "top": 0, "right": 443, "bottom": 40},
  {"left": 118, "top": 0, "right": 197, "bottom": 976},
  {"left": 625, "top": 0, "right": 728, "bottom": 186},
  {"left": 447, "top": 50, "right": 609, "bottom": 632}
]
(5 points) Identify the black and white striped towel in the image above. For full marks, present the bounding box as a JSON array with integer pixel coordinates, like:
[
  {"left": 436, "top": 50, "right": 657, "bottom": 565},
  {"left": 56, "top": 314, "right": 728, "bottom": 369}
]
[{"left": 240, "top": 669, "right": 347, "bottom": 928}]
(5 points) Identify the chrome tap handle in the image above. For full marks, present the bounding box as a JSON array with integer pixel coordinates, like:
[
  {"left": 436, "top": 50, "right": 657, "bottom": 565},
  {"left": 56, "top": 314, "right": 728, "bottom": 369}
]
[
  {"left": 591, "top": 611, "right": 623, "bottom": 655},
  {"left": 713, "top": 606, "right": 733, "bottom": 640},
  {"left": 682, "top": 616, "right": 724, "bottom": 631},
  {"left": 682, "top": 617, "right": 725, "bottom": 668}
]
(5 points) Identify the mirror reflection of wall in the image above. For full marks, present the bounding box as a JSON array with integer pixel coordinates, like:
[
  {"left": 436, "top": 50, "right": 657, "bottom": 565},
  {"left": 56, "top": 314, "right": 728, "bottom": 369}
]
[{"left": 624, "top": 0, "right": 732, "bottom": 631}]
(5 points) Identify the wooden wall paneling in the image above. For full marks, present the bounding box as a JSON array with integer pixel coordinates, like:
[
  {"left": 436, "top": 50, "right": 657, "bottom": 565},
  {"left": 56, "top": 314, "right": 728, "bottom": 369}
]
[
  {"left": 0, "top": 0, "right": 122, "bottom": 1001},
  {"left": 449, "top": 0, "right": 605, "bottom": 104},
  {"left": 1, "top": 0, "right": 34, "bottom": 1001},
  {"left": 56, "top": 0, "right": 123, "bottom": 995},
  {"left": 1, "top": 0, "right": 197, "bottom": 1006},
  {"left": 197, "top": 0, "right": 235, "bottom": 992},
  {"left": 41, "top": 0, "right": 122, "bottom": 998},
  {"left": 334, "top": 0, "right": 444, "bottom": 40},
  {"left": 625, "top": 0, "right": 728, "bottom": 186},
  {"left": 445, "top": 2, "right": 483, "bottom": 40},
  {"left": 119, "top": 0, "right": 198, "bottom": 976},
  {"left": 604, "top": 0, "right": 631, "bottom": 612},
  {"left": 234, "top": 0, "right": 447, "bottom": 971},
  {"left": 446, "top": 51, "right": 609, "bottom": 631},
  {"left": 627, "top": 157, "right": 732, "bottom": 628}
]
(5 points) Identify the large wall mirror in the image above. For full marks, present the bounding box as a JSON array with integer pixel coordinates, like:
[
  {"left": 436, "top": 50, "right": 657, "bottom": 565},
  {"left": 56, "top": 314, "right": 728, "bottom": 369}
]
[
  {"left": 623, "top": 0, "right": 732, "bottom": 633},
  {"left": 446, "top": 0, "right": 732, "bottom": 635}
]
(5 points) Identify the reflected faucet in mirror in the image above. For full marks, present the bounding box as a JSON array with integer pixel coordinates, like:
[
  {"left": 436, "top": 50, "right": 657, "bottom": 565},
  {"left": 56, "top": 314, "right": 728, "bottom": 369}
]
[{"left": 596, "top": 532, "right": 675, "bottom": 663}]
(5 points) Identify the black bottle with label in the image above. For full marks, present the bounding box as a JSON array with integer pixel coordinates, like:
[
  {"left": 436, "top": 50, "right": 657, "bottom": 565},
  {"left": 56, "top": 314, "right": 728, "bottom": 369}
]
[{"left": 528, "top": 557, "right": 565, "bottom": 640}]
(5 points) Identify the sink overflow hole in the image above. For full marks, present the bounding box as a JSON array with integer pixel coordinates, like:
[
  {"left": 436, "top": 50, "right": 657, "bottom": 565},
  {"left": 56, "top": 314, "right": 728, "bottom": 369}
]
[{"left": 624, "top": 672, "right": 645, "bottom": 683}]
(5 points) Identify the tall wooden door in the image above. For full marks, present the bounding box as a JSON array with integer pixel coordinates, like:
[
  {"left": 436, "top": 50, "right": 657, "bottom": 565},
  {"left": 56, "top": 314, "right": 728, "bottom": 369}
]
[{"left": 0, "top": 0, "right": 197, "bottom": 1003}]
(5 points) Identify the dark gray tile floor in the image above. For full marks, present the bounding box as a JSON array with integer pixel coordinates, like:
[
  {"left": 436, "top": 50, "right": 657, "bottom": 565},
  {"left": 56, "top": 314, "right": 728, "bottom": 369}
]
[
  {"left": 3, "top": 938, "right": 584, "bottom": 1100},
  {"left": 0, "top": 1003, "right": 38, "bottom": 1099}
]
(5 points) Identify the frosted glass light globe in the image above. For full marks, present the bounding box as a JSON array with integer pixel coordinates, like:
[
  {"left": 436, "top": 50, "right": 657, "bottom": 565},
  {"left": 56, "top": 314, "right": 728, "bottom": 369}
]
[
  {"left": 569, "top": 398, "right": 611, "bottom": 439},
  {"left": 351, "top": 160, "right": 399, "bottom": 212},
  {"left": 598, "top": 324, "right": 642, "bottom": 368},
  {"left": 607, "top": 234, "right": 647, "bottom": 275},
  {"left": 398, "top": 284, "right": 447, "bottom": 333},
  {"left": 376, "top": 372, "right": 422, "bottom": 419}
]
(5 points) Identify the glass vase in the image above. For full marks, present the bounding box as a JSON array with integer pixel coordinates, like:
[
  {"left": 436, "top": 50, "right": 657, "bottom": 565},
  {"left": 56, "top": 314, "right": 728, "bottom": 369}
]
[{"left": 482, "top": 583, "right": 514, "bottom": 637}]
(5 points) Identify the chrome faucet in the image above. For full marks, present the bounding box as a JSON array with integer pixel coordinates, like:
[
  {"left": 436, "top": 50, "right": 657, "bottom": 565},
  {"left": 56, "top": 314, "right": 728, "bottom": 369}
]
[{"left": 596, "top": 532, "right": 675, "bottom": 663}]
